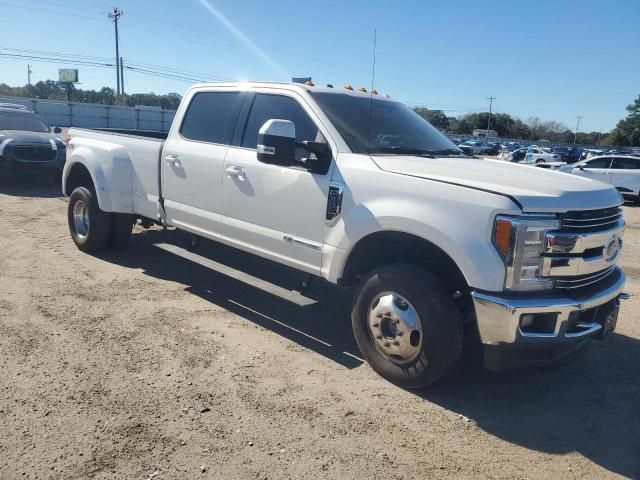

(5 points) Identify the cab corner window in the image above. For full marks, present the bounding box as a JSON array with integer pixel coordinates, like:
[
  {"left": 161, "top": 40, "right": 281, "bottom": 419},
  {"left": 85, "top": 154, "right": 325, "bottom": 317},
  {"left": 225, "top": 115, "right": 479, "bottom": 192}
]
[{"left": 180, "top": 91, "right": 240, "bottom": 144}]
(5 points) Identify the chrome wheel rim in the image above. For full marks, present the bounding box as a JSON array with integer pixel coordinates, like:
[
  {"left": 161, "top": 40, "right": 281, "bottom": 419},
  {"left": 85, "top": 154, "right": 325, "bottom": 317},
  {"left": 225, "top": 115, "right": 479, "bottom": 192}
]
[
  {"left": 73, "top": 200, "right": 89, "bottom": 239},
  {"left": 368, "top": 292, "right": 423, "bottom": 364}
]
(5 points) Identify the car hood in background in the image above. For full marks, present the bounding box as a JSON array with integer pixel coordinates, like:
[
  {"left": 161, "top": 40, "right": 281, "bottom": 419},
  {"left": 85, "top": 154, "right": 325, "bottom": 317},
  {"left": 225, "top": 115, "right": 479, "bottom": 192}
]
[
  {"left": 0, "top": 130, "right": 60, "bottom": 145},
  {"left": 371, "top": 155, "right": 622, "bottom": 212}
]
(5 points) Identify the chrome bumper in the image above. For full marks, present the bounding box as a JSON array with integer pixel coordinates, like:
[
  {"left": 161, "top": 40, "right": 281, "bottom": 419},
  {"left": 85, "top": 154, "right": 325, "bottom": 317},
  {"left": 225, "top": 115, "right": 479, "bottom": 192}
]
[{"left": 472, "top": 266, "right": 627, "bottom": 346}]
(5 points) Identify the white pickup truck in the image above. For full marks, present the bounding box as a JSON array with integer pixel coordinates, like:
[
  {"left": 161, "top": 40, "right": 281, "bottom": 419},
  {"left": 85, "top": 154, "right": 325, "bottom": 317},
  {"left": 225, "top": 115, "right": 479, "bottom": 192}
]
[{"left": 63, "top": 82, "right": 628, "bottom": 388}]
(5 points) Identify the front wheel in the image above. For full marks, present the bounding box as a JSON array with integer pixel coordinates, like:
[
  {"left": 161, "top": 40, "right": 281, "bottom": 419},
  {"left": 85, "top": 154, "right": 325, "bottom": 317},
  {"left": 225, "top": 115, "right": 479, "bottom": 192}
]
[
  {"left": 351, "top": 264, "right": 463, "bottom": 389},
  {"left": 68, "top": 186, "right": 111, "bottom": 252}
]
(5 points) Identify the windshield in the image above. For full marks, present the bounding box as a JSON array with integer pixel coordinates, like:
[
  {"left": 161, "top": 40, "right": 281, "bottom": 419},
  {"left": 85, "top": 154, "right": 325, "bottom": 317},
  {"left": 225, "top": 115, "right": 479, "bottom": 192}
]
[
  {"left": 310, "top": 92, "right": 462, "bottom": 156},
  {"left": 0, "top": 111, "right": 49, "bottom": 133}
]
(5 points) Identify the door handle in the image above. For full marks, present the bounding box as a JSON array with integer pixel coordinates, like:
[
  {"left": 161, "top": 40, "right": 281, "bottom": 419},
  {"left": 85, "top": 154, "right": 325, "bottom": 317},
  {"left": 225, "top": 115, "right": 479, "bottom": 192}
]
[
  {"left": 165, "top": 154, "right": 181, "bottom": 166},
  {"left": 226, "top": 165, "right": 246, "bottom": 180}
]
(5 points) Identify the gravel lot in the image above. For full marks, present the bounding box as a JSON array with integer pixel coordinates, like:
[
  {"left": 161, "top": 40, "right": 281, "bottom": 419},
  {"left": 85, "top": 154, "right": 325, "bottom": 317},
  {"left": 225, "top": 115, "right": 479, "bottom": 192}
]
[{"left": 0, "top": 176, "right": 638, "bottom": 479}]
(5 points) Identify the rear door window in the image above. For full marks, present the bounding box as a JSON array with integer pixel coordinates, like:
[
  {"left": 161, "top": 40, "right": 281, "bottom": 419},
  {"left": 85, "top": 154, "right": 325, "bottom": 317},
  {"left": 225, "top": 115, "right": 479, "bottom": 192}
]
[
  {"left": 180, "top": 91, "right": 242, "bottom": 144},
  {"left": 611, "top": 157, "right": 640, "bottom": 169}
]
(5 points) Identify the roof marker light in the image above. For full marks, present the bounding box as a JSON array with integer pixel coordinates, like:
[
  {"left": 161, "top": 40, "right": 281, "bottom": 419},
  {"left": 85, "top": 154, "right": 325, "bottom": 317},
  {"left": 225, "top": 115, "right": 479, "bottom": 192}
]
[
  {"left": 325, "top": 84, "right": 334, "bottom": 88},
  {"left": 371, "top": 89, "right": 378, "bottom": 95},
  {"left": 304, "top": 80, "right": 315, "bottom": 86},
  {"left": 344, "top": 84, "right": 354, "bottom": 90},
  {"left": 357, "top": 87, "right": 367, "bottom": 93}
]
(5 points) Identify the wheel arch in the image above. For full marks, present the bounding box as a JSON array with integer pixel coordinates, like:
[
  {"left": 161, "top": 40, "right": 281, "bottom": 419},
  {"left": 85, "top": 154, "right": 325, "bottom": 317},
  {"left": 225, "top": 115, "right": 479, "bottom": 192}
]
[{"left": 338, "top": 230, "right": 470, "bottom": 295}]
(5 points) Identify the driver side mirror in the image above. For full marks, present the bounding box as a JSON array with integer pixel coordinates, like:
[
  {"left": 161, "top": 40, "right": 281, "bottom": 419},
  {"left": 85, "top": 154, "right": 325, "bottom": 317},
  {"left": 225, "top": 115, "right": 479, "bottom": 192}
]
[
  {"left": 53, "top": 126, "right": 62, "bottom": 134},
  {"left": 257, "top": 119, "right": 296, "bottom": 166},
  {"left": 578, "top": 163, "right": 587, "bottom": 170}
]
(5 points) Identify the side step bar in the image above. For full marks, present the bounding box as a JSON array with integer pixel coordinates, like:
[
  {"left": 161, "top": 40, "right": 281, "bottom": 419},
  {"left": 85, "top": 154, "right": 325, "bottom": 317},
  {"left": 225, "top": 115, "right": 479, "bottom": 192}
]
[{"left": 153, "top": 242, "right": 317, "bottom": 307}]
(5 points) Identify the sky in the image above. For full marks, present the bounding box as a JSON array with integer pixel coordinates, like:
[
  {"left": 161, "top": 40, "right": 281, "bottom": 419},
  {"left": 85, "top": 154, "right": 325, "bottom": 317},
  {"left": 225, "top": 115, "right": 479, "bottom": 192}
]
[{"left": 0, "top": 0, "right": 638, "bottom": 132}]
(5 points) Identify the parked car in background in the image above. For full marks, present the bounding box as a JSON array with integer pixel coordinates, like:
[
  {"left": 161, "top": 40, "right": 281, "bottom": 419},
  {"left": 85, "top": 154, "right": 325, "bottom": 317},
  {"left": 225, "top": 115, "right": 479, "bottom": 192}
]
[
  {"left": 483, "top": 142, "right": 502, "bottom": 155},
  {"left": 505, "top": 146, "right": 561, "bottom": 164},
  {"left": 559, "top": 155, "right": 640, "bottom": 202},
  {"left": 457, "top": 140, "right": 486, "bottom": 155},
  {"left": 0, "top": 105, "right": 66, "bottom": 180}
]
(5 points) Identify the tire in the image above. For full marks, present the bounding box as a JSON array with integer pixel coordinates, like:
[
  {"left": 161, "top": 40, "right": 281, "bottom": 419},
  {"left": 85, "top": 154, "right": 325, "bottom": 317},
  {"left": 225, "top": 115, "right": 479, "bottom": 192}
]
[
  {"left": 67, "top": 186, "right": 111, "bottom": 252},
  {"left": 535, "top": 158, "right": 544, "bottom": 164},
  {"left": 108, "top": 213, "right": 134, "bottom": 249},
  {"left": 351, "top": 264, "right": 463, "bottom": 389}
]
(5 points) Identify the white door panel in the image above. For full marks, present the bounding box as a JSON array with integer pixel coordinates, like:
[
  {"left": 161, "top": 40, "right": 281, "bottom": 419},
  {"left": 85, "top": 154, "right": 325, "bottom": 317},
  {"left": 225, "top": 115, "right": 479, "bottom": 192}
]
[
  {"left": 572, "top": 167, "right": 611, "bottom": 184},
  {"left": 610, "top": 158, "right": 640, "bottom": 196},
  {"left": 161, "top": 137, "right": 228, "bottom": 235},
  {"left": 222, "top": 147, "right": 330, "bottom": 274}
]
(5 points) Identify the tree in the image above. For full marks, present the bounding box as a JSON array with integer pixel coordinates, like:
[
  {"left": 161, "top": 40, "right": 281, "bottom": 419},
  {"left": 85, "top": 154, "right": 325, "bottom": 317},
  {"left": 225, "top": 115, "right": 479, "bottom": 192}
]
[
  {"left": 0, "top": 80, "right": 182, "bottom": 109},
  {"left": 413, "top": 107, "right": 450, "bottom": 131},
  {"left": 606, "top": 95, "right": 640, "bottom": 146}
]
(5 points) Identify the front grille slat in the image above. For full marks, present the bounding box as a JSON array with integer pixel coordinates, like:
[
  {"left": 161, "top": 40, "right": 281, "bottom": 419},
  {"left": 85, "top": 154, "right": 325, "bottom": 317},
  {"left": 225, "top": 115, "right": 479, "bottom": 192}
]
[
  {"left": 555, "top": 267, "right": 616, "bottom": 290},
  {"left": 561, "top": 207, "right": 623, "bottom": 231}
]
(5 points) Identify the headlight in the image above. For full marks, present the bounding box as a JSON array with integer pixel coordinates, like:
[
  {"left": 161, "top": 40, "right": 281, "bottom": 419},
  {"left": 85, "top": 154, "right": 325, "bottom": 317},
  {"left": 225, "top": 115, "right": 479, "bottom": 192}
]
[{"left": 493, "top": 215, "right": 560, "bottom": 291}]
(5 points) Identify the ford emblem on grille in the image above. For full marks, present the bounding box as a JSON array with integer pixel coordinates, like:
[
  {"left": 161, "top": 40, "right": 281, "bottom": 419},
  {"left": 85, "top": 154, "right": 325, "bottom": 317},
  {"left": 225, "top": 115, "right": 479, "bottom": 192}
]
[{"left": 604, "top": 236, "right": 621, "bottom": 262}]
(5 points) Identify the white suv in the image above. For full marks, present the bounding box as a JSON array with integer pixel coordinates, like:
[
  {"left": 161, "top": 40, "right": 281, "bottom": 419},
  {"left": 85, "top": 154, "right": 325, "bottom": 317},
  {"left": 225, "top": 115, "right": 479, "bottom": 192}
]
[{"left": 559, "top": 155, "right": 640, "bottom": 202}]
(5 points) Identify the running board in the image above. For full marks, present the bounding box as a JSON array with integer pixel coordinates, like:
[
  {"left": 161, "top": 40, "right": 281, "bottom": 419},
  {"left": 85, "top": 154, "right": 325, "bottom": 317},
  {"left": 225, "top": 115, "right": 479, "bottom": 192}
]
[{"left": 153, "top": 242, "right": 317, "bottom": 307}]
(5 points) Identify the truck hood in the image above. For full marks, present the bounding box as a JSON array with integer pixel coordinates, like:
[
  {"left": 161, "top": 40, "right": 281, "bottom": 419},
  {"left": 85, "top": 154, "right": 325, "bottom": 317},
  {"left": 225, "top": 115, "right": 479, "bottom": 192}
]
[{"left": 371, "top": 155, "right": 622, "bottom": 212}]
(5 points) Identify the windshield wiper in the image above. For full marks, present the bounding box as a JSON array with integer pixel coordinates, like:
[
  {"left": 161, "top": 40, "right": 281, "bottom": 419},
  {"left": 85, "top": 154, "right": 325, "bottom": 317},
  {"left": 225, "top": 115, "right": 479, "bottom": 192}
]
[
  {"left": 370, "top": 146, "right": 437, "bottom": 157},
  {"left": 426, "top": 148, "right": 468, "bottom": 157}
]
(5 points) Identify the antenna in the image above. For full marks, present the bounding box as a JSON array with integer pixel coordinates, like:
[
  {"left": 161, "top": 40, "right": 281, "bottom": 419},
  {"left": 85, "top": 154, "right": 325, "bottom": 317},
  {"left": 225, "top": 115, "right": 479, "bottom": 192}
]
[{"left": 366, "top": 29, "right": 377, "bottom": 154}]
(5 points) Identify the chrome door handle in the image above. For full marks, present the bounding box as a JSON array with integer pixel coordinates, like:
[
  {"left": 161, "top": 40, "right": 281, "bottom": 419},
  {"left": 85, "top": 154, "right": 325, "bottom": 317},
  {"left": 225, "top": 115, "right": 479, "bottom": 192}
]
[
  {"left": 165, "top": 154, "right": 181, "bottom": 165},
  {"left": 226, "top": 165, "right": 245, "bottom": 180}
]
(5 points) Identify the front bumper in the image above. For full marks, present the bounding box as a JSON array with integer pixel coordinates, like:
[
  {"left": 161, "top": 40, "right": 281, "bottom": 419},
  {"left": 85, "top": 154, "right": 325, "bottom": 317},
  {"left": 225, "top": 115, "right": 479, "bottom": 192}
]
[{"left": 472, "top": 266, "right": 627, "bottom": 370}]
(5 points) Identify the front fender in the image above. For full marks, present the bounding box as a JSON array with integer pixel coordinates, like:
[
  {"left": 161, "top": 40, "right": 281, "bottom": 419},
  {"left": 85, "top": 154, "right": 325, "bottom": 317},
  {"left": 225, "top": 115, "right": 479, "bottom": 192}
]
[{"left": 322, "top": 176, "right": 521, "bottom": 292}]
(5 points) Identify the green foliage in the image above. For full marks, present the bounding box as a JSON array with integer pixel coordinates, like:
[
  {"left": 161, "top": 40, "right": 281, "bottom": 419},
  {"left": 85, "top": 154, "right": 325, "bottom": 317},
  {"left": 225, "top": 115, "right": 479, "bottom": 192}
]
[
  {"left": 605, "top": 95, "right": 640, "bottom": 147},
  {"left": 0, "top": 81, "right": 182, "bottom": 110},
  {"left": 419, "top": 108, "right": 611, "bottom": 145},
  {"left": 413, "top": 107, "right": 450, "bottom": 131}
]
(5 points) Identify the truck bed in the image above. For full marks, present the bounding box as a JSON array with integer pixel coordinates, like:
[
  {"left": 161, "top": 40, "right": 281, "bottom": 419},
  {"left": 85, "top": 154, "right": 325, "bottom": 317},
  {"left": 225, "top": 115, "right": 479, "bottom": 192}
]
[{"left": 67, "top": 127, "right": 166, "bottom": 220}]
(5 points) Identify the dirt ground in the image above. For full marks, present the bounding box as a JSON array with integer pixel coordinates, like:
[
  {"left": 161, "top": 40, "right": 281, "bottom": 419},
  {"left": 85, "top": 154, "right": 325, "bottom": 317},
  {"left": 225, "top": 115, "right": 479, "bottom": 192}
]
[{"left": 0, "top": 176, "right": 638, "bottom": 480}]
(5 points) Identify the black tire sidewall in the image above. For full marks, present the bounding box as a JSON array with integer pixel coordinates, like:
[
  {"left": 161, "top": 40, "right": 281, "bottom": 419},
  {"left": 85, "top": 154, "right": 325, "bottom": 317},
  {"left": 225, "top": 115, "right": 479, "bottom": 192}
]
[
  {"left": 352, "top": 264, "right": 463, "bottom": 389},
  {"left": 67, "top": 186, "right": 111, "bottom": 252}
]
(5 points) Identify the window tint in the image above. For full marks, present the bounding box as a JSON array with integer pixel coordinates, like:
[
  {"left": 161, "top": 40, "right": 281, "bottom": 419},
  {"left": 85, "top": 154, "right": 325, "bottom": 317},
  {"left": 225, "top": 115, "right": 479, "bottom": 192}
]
[
  {"left": 611, "top": 157, "right": 640, "bottom": 170},
  {"left": 241, "top": 94, "right": 320, "bottom": 160},
  {"left": 180, "top": 92, "right": 240, "bottom": 144},
  {"left": 586, "top": 157, "right": 612, "bottom": 169},
  {"left": 310, "top": 92, "right": 456, "bottom": 155},
  {"left": 0, "top": 111, "right": 49, "bottom": 132}
]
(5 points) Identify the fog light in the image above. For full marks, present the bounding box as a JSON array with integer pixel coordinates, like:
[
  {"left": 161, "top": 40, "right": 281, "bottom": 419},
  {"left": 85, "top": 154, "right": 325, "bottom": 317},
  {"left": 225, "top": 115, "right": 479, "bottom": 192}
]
[{"left": 519, "top": 313, "right": 558, "bottom": 335}]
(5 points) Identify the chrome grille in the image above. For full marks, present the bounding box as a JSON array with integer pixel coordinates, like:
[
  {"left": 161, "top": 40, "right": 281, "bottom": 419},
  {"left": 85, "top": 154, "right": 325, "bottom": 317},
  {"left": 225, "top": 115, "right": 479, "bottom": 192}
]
[
  {"left": 561, "top": 207, "right": 623, "bottom": 231},
  {"left": 555, "top": 266, "right": 617, "bottom": 290}
]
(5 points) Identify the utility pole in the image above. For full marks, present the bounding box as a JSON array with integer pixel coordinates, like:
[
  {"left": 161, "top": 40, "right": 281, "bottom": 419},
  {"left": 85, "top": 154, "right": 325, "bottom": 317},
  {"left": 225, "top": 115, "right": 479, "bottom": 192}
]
[
  {"left": 120, "top": 57, "right": 125, "bottom": 105},
  {"left": 108, "top": 7, "right": 123, "bottom": 104},
  {"left": 486, "top": 96, "right": 496, "bottom": 135},
  {"left": 27, "top": 64, "right": 32, "bottom": 86},
  {"left": 597, "top": 127, "right": 603, "bottom": 146},
  {"left": 573, "top": 115, "right": 583, "bottom": 145}
]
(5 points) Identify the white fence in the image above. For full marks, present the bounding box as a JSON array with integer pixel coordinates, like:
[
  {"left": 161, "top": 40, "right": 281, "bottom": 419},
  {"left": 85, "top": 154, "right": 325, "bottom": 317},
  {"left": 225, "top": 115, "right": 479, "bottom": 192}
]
[{"left": 0, "top": 96, "right": 177, "bottom": 131}]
